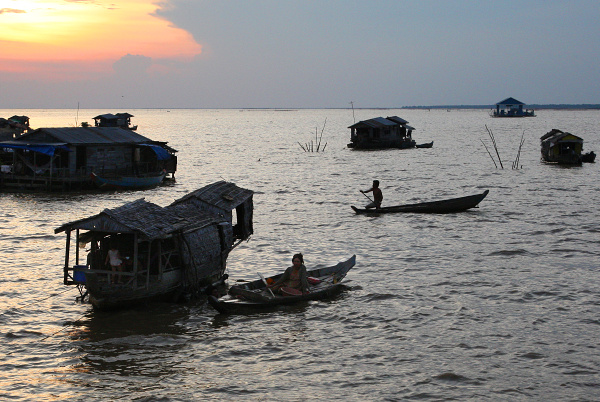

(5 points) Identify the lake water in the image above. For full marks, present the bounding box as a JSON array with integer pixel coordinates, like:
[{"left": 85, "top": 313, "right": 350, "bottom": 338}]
[{"left": 1, "top": 108, "right": 599, "bottom": 401}]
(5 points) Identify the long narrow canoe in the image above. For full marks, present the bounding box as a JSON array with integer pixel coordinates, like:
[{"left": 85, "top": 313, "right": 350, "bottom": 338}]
[
  {"left": 91, "top": 170, "right": 166, "bottom": 190},
  {"left": 351, "top": 190, "right": 489, "bottom": 214},
  {"left": 208, "top": 255, "right": 356, "bottom": 314}
]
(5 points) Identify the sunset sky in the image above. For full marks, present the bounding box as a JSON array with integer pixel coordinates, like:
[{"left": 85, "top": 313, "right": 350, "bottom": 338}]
[{"left": 1, "top": 0, "right": 599, "bottom": 108}]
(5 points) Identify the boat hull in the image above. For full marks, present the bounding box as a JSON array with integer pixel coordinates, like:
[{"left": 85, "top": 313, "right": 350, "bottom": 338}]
[
  {"left": 84, "top": 267, "right": 225, "bottom": 310},
  {"left": 416, "top": 141, "right": 433, "bottom": 148},
  {"left": 351, "top": 190, "right": 489, "bottom": 214},
  {"left": 91, "top": 170, "right": 166, "bottom": 190},
  {"left": 208, "top": 255, "right": 356, "bottom": 314},
  {"left": 348, "top": 139, "right": 416, "bottom": 149},
  {"left": 85, "top": 268, "right": 223, "bottom": 310}
]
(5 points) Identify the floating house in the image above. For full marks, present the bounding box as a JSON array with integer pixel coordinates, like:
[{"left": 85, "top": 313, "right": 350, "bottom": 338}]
[
  {"left": 92, "top": 112, "right": 137, "bottom": 130},
  {"left": 348, "top": 116, "right": 416, "bottom": 149},
  {"left": 0, "top": 115, "right": 30, "bottom": 140},
  {"left": 55, "top": 181, "right": 254, "bottom": 310},
  {"left": 0, "top": 125, "right": 177, "bottom": 191},
  {"left": 491, "top": 97, "right": 535, "bottom": 117},
  {"left": 540, "top": 129, "right": 583, "bottom": 164}
]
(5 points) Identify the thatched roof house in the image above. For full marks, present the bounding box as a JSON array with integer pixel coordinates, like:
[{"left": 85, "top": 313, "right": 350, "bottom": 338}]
[{"left": 55, "top": 181, "right": 254, "bottom": 310}]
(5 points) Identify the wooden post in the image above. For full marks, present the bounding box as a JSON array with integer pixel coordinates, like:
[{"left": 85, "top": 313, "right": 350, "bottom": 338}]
[
  {"left": 64, "top": 230, "right": 71, "bottom": 285},
  {"left": 75, "top": 228, "right": 80, "bottom": 265},
  {"left": 133, "top": 233, "right": 138, "bottom": 288},
  {"left": 158, "top": 240, "right": 162, "bottom": 281},
  {"left": 146, "top": 240, "right": 151, "bottom": 289}
]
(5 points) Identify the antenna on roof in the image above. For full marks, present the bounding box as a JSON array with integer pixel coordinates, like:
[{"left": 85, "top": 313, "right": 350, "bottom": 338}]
[
  {"left": 75, "top": 101, "right": 80, "bottom": 127},
  {"left": 349, "top": 101, "right": 355, "bottom": 124}
]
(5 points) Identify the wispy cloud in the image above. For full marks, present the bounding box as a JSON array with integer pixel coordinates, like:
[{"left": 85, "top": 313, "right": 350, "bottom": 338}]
[{"left": 0, "top": 8, "right": 26, "bottom": 14}]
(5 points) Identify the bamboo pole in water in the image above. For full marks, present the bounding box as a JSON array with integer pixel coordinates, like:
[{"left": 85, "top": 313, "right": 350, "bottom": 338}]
[{"left": 480, "top": 139, "right": 498, "bottom": 168}]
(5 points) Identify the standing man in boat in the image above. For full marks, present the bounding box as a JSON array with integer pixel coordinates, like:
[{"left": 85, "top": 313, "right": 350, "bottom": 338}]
[{"left": 361, "top": 180, "right": 383, "bottom": 209}]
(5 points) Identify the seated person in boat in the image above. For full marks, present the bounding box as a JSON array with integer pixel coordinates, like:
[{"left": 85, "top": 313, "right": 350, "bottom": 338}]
[
  {"left": 268, "top": 253, "right": 310, "bottom": 295},
  {"left": 361, "top": 180, "right": 383, "bottom": 209}
]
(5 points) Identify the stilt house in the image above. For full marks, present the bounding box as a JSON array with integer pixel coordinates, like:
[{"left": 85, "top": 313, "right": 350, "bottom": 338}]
[
  {"left": 0, "top": 126, "right": 176, "bottom": 191},
  {"left": 55, "top": 181, "right": 254, "bottom": 310}
]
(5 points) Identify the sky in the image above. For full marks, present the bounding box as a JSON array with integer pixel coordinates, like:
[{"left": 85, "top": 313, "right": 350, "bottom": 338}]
[{"left": 1, "top": 0, "right": 599, "bottom": 109}]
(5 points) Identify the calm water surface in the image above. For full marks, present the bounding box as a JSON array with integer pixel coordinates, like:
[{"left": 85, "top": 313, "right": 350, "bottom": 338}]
[{"left": 1, "top": 108, "right": 599, "bottom": 401}]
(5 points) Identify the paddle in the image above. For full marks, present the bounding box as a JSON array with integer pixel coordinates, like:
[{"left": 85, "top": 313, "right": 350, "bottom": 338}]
[
  {"left": 360, "top": 190, "right": 374, "bottom": 203},
  {"left": 258, "top": 272, "right": 276, "bottom": 298}
]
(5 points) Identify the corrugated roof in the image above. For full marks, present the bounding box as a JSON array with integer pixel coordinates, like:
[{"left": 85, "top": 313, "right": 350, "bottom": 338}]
[
  {"left": 496, "top": 97, "right": 525, "bottom": 106},
  {"left": 349, "top": 116, "right": 408, "bottom": 129},
  {"left": 385, "top": 116, "right": 409, "bottom": 125},
  {"left": 19, "top": 127, "right": 154, "bottom": 145},
  {"left": 93, "top": 113, "right": 134, "bottom": 120},
  {"left": 171, "top": 181, "right": 254, "bottom": 211},
  {"left": 540, "top": 130, "right": 582, "bottom": 144}
]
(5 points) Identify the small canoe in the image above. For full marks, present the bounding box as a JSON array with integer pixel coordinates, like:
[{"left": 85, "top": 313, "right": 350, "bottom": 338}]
[
  {"left": 416, "top": 141, "right": 433, "bottom": 148},
  {"left": 208, "top": 255, "right": 356, "bottom": 314},
  {"left": 91, "top": 170, "right": 166, "bottom": 190},
  {"left": 581, "top": 151, "right": 596, "bottom": 163},
  {"left": 351, "top": 190, "right": 489, "bottom": 214}
]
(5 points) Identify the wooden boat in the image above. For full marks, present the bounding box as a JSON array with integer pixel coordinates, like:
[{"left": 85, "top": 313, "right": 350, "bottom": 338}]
[
  {"left": 581, "top": 151, "right": 596, "bottom": 163},
  {"left": 55, "top": 181, "right": 255, "bottom": 310},
  {"left": 351, "top": 190, "right": 489, "bottom": 214},
  {"left": 416, "top": 141, "right": 433, "bottom": 148},
  {"left": 91, "top": 170, "right": 166, "bottom": 190},
  {"left": 207, "top": 255, "right": 356, "bottom": 314}
]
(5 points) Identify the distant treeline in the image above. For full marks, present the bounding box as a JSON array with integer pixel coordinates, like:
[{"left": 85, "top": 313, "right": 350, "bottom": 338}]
[{"left": 402, "top": 104, "right": 600, "bottom": 110}]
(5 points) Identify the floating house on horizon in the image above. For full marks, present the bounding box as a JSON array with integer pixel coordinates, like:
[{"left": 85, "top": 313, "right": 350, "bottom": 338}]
[
  {"left": 91, "top": 112, "right": 137, "bottom": 130},
  {"left": 0, "top": 115, "right": 30, "bottom": 140},
  {"left": 491, "top": 97, "right": 535, "bottom": 117}
]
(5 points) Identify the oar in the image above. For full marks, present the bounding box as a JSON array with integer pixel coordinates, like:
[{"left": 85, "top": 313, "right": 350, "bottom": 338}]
[
  {"left": 258, "top": 272, "right": 275, "bottom": 298},
  {"left": 360, "top": 191, "right": 374, "bottom": 203}
]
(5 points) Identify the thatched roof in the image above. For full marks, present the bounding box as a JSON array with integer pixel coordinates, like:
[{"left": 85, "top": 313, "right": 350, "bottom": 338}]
[
  {"left": 171, "top": 181, "right": 254, "bottom": 211},
  {"left": 55, "top": 198, "right": 224, "bottom": 240}
]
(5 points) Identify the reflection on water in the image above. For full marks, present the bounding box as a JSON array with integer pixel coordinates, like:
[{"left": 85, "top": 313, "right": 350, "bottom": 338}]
[{"left": 1, "top": 109, "right": 599, "bottom": 400}]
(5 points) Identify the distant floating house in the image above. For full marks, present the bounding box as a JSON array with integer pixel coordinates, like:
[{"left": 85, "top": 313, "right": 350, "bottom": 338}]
[
  {"left": 0, "top": 125, "right": 177, "bottom": 191},
  {"left": 92, "top": 112, "right": 137, "bottom": 130},
  {"left": 348, "top": 116, "right": 416, "bottom": 149},
  {"left": 0, "top": 115, "right": 30, "bottom": 140},
  {"left": 491, "top": 97, "right": 535, "bottom": 117},
  {"left": 540, "top": 129, "right": 583, "bottom": 164}
]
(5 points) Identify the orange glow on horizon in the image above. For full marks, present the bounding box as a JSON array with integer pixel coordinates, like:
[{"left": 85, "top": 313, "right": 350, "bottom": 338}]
[{"left": 0, "top": 0, "right": 201, "bottom": 77}]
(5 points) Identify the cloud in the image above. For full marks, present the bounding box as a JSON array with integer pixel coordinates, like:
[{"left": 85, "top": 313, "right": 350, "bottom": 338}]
[
  {"left": 0, "top": 8, "right": 26, "bottom": 14},
  {"left": 112, "top": 54, "right": 153, "bottom": 77}
]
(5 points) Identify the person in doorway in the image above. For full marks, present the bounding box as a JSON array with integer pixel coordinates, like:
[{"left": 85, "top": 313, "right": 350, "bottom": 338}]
[
  {"left": 361, "top": 180, "right": 383, "bottom": 209},
  {"left": 105, "top": 242, "right": 123, "bottom": 284},
  {"left": 269, "top": 253, "right": 310, "bottom": 295}
]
